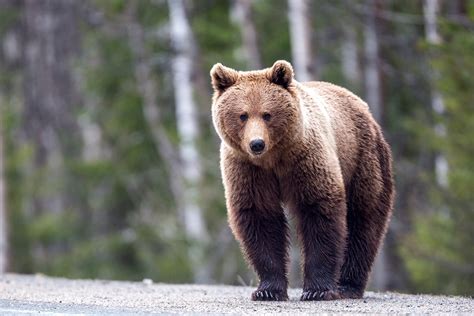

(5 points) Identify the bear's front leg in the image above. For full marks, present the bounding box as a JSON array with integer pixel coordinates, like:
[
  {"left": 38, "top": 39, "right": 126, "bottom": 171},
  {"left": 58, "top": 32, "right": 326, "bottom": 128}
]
[
  {"left": 295, "top": 198, "right": 347, "bottom": 301},
  {"left": 229, "top": 207, "right": 289, "bottom": 301},
  {"left": 222, "top": 153, "right": 289, "bottom": 301}
]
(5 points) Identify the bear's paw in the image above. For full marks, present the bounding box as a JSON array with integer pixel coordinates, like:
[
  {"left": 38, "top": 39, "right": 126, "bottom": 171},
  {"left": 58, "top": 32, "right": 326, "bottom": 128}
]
[
  {"left": 251, "top": 289, "right": 288, "bottom": 301},
  {"left": 300, "top": 289, "right": 341, "bottom": 301},
  {"left": 338, "top": 285, "right": 364, "bottom": 299}
]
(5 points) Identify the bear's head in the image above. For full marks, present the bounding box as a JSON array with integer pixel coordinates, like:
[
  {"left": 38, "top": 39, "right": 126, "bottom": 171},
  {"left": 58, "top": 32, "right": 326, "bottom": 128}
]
[{"left": 210, "top": 60, "right": 302, "bottom": 163}]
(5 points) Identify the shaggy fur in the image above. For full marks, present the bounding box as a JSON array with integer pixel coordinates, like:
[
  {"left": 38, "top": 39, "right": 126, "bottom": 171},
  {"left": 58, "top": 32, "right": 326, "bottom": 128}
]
[{"left": 210, "top": 60, "right": 394, "bottom": 301}]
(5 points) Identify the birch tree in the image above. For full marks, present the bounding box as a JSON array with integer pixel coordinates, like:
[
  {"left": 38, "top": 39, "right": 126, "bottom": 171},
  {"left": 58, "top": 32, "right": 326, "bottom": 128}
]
[
  {"left": 341, "top": 24, "right": 361, "bottom": 89},
  {"left": 231, "top": 0, "right": 262, "bottom": 69},
  {"left": 287, "top": 0, "right": 316, "bottom": 287},
  {"left": 363, "top": 0, "right": 388, "bottom": 291},
  {"left": 423, "top": 0, "right": 448, "bottom": 188},
  {"left": 126, "top": 3, "right": 183, "bottom": 214},
  {"left": 288, "top": 0, "right": 314, "bottom": 81},
  {"left": 22, "top": 0, "right": 82, "bottom": 261},
  {"left": 167, "top": 0, "right": 209, "bottom": 282},
  {"left": 363, "top": 0, "right": 382, "bottom": 124}
]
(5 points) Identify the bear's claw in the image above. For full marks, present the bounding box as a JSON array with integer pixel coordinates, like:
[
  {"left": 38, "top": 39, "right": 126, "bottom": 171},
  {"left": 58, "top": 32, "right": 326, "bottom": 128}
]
[
  {"left": 300, "top": 289, "right": 340, "bottom": 301},
  {"left": 252, "top": 289, "right": 288, "bottom": 301}
]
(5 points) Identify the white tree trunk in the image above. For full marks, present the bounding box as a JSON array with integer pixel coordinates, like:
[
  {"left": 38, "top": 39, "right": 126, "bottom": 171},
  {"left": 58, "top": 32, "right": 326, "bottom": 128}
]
[
  {"left": 0, "top": 103, "right": 7, "bottom": 274},
  {"left": 287, "top": 0, "right": 314, "bottom": 287},
  {"left": 423, "top": 0, "right": 448, "bottom": 188},
  {"left": 288, "top": 0, "right": 313, "bottom": 81},
  {"left": 424, "top": 0, "right": 442, "bottom": 44},
  {"left": 231, "top": 0, "right": 262, "bottom": 69},
  {"left": 341, "top": 24, "right": 360, "bottom": 88},
  {"left": 79, "top": 114, "right": 103, "bottom": 162},
  {"left": 126, "top": 1, "right": 210, "bottom": 282},
  {"left": 167, "top": 0, "right": 209, "bottom": 266},
  {"left": 363, "top": 0, "right": 388, "bottom": 291},
  {"left": 126, "top": 4, "right": 182, "bottom": 208}
]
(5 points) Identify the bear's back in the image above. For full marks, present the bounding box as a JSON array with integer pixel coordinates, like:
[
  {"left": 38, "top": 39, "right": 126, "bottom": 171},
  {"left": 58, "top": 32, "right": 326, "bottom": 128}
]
[{"left": 300, "top": 81, "right": 379, "bottom": 186}]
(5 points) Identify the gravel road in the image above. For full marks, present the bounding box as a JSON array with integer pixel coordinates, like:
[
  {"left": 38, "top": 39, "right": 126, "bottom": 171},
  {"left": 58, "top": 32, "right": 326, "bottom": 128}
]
[{"left": 0, "top": 274, "right": 472, "bottom": 315}]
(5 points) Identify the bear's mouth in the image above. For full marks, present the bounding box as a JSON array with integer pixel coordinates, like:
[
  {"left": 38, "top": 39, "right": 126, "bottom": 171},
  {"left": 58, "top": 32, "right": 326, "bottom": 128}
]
[{"left": 248, "top": 148, "right": 267, "bottom": 158}]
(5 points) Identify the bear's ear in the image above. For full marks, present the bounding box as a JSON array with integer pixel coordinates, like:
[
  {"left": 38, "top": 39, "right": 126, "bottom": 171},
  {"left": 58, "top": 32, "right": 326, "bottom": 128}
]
[
  {"left": 268, "top": 60, "right": 294, "bottom": 88},
  {"left": 210, "top": 63, "right": 239, "bottom": 92}
]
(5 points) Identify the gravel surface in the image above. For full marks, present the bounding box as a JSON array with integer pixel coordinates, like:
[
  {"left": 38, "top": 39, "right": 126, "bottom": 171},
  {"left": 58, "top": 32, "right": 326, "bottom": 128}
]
[{"left": 0, "top": 274, "right": 472, "bottom": 315}]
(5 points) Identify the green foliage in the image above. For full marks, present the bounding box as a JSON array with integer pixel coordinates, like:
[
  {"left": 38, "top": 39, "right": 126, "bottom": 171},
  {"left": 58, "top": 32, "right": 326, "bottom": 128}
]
[
  {"left": 402, "top": 18, "right": 474, "bottom": 296},
  {"left": 192, "top": 0, "right": 240, "bottom": 69},
  {"left": 0, "top": 5, "right": 18, "bottom": 34},
  {"left": 1, "top": 0, "right": 473, "bottom": 296},
  {"left": 253, "top": 0, "right": 291, "bottom": 67}
]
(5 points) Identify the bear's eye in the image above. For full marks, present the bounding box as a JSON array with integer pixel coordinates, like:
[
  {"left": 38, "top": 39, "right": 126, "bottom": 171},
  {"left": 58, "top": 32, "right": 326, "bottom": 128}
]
[
  {"left": 239, "top": 113, "right": 248, "bottom": 122},
  {"left": 262, "top": 113, "right": 271, "bottom": 121}
]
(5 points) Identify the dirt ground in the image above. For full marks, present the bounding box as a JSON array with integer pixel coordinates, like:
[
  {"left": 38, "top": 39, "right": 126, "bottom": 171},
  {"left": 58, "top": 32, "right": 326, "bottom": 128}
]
[{"left": 0, "top": 274, "right": 472, "bottom": 315}]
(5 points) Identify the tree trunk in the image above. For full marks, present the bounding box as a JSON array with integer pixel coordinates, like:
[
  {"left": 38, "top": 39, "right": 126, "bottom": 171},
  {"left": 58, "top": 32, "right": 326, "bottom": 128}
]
[
  {"left": 167, "top": 0, "right": 209, "bottom": 282},
  {"left": 22, "top": 0, "right": 81, "bottom": 261},
  {"left": 23, "top": 0, "right": 81, "bottom": 161},
  {"left": 423, "top": 0, "right": 448, "bottom": 188},
  {"left": 231, "top": 0, "right": 262, "bottom": 69},
  {"left": 341, "top": 23, "right": 361, "bottom": 90},
  {"left": 363, "top": 0, "right": 382, "bottom": 124},
  {"left": 287, "top": 0, "right": 314, "bottom": 81},
  {"left": 287, "top": 0, "right": 316, "bottom": 287},
  {"left": 126, "top": 3, "right": 183, "bottom": 212},
  {"left": 363, "top": 0, "right": 412, "bottom": 292},
  {"left": 363, "top": 0, "right": 388, "bottom": 291}
]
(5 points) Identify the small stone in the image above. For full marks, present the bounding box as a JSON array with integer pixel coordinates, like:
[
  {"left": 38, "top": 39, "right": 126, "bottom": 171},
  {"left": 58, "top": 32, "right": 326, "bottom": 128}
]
[{"left": 142, "top": 278, "right": 153, "bottom": 285}]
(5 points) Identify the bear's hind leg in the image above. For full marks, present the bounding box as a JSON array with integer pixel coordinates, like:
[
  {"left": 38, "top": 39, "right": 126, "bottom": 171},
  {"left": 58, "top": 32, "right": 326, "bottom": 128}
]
[{"left": 338, "top": 137, "right": 394, "bottom": 299}]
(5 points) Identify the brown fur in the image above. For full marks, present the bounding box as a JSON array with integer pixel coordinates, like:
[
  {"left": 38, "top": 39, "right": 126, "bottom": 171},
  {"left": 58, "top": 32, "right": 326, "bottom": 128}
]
[{"left": 210, "top": 61, "right": 394, "bottom": 301}]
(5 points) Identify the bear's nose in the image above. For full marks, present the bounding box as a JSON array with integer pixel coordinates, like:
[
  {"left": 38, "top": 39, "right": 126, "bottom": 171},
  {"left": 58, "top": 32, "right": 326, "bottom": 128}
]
[{"left": 249, "top": 139, "right": 265, "bottom": 154}]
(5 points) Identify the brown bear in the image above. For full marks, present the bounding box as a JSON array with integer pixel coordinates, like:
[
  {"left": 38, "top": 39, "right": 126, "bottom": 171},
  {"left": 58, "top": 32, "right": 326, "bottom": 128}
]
[{"left": 210, "top": 60, "right": 394, "bottom": 301}]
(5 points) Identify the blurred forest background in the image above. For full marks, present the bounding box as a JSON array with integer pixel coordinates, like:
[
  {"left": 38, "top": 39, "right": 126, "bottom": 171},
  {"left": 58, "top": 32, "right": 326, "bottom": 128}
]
[{"left": 0, "top": 0, "right": 472, "bottom": 296}]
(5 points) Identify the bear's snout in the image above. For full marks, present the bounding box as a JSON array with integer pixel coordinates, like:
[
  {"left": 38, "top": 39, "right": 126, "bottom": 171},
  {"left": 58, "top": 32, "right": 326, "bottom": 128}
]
[{"left": 249, "top": 139, "right": 265, "bottom": 154}]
